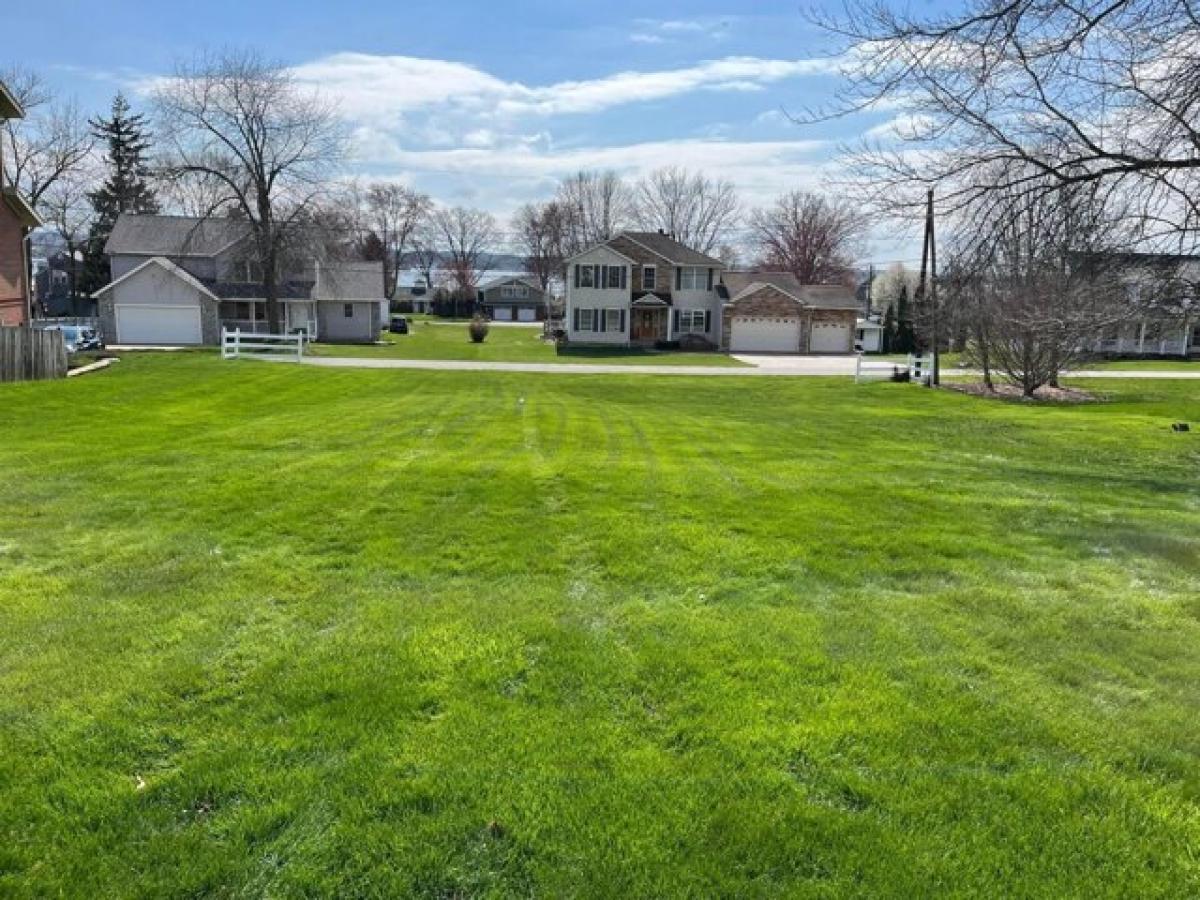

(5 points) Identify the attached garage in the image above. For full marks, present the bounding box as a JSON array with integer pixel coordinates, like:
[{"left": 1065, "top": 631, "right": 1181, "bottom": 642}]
[
  {"left": 730, "top": 316, "right": 800, "bottom": 353},
  {"left": 809, "top": 321, "right": 852, "bottom": 353},
  {"left": 115, "top": 305, "right": 202, "bottom": 344},
  {"left": 517, "top": 307, "right": 537, "bottom": 322},
  {"left": 94, "top": 256, "right": 218, "bottom": 346},
  {"left": 492, "top": 306, "right": 513, "bottom": 321},
  {"left": 720, "top": 272, "right": 862, "bottom": 357}
]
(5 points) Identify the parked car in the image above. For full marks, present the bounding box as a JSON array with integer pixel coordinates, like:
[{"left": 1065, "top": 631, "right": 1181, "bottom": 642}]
[
  {"left": 38, "top": 324, "right": 104, "bottom": 353},
  {"left": 388, "top": 315, "right": 409, "bottom": 334}
]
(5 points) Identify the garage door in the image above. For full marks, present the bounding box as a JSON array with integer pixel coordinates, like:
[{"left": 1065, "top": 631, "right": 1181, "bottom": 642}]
[
  {"left": 116, "top": 305, "right": 202, "bottom": 345},
  {"left": 517, "top": 307, "right": 536, "bottom": 322},
  {"left": 492, "top": 307, "right": 513, "bottom": 321},
  {"left": 730, "top": 317, "right": 800, "bottom": 353},
  {"left": 810, "top": 322, "right": 851, "bottom": 353}
]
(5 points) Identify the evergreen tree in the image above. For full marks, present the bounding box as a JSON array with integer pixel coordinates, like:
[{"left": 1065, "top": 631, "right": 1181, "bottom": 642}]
[
  {"left": 881, "top": 302, "right": 896, "bottom": 353},
  {"left": 80, "top": 94, "right": 159, "bottom": 295}
]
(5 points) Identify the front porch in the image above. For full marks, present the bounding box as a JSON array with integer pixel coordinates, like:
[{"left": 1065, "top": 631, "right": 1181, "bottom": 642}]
[
  {"left": 630, "top": 295, "right": 669, "bottom": 346},
  {"left": 218, "top": 300, "right": 319, "bottom": 338}
]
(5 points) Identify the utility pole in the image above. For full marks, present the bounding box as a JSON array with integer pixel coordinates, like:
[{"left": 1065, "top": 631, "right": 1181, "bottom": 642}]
[
  {"left": 928, "top": 189, "right": 939, "bottom": 386},
  {"left": 914, "top": 189, "right": 938, "bottom": 386}
]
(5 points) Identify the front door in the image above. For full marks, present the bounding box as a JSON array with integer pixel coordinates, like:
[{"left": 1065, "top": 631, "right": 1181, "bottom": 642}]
[{"left": 631, "top": 308, "right": 663, "bottom": 343}]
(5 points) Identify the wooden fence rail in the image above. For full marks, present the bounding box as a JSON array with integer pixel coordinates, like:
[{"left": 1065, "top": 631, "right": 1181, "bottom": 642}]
[{"left": 0, "top": 327, "right": 68, "bottom": 383}]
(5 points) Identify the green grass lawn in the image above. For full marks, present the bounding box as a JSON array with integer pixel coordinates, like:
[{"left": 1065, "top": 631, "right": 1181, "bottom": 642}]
[
  {"left": 2, "top": 356, "right": 1199, "bottom": 897},
  {"left": 309, "top": 320, "right": 747, "bottom": 366}
]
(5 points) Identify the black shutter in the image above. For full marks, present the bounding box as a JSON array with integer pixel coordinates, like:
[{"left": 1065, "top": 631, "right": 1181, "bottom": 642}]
[
  {"left": 597, "top": 309, "right": 605, "bottom": 333},
  {"left": 707, "top": 268, "right": 714, "bottom": 290},
  {"left": 573, "top": 307, "right": 580, "bottom": 331},
  {"left": 704, "top": 310, "right": 711, "bottom": 332},
  {"left": 620, "top": 266, "right": 627, "bottom": 289},
  {"left": 619, "top": 310, "right": 626, "bottom": 332},
  {"left": 594, "top": 265, "right": 601, "bottom": 288},
  {"left": 574, "top": 265, "right": 580, "bottom": 288},
  {"left": 672, "top": 309, "right": 680, "bottom": 332},
  {"left": 675, "top": 267, "right": 682, "bottom": 290},
  {"left": 601, "top": 265, "right": 608, "bottom": 289}
]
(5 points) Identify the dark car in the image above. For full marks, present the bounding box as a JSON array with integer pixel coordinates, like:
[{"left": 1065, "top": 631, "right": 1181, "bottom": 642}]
[{"left": 388, "top": 315, "right": 409, "bottom": 334}]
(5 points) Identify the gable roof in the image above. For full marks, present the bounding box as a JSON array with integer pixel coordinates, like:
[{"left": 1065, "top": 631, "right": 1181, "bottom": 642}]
[
  {"left": 105, "top": 214, "right": 251, "bottom": 258},
  {"left": 617, "top": 231, "right": 725, "bottom": 268},
  {"left": 479, "top": 274, "right": 542, "bottom": 293},
  {"left": 91, "top": 256, "right": 221, "bottom": 301},
  {"left": 564, "top": 231, "right": 725, "bottom": 268},
  {"left": 721, "top": 271, "right": 859, "bottom": 310},
  {"left": 314, "top": 262, "right": 385, "bottom": 301}
]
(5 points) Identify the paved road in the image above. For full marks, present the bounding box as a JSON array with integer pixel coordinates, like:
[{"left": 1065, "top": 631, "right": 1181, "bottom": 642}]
[{"left": 286, "top": 355, "right": 901, "bottom": 377}]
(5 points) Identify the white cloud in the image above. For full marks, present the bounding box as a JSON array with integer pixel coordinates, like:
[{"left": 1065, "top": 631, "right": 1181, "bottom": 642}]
[{"left": 289, "top": 52, "right": 842, "bottom": 120}]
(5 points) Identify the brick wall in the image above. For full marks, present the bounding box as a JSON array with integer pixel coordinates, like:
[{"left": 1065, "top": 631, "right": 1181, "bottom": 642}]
[
  {"left": 719, "top": 284, "right": 806, "bottom": 350},
  {"left": 0, "top": 203, "right": 28, "bottom": 325}
]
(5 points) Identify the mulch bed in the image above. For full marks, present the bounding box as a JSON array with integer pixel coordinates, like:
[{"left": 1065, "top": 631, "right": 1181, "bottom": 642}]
[{"left": 944, "top": 381, "right": 1100, "bottom": 403}]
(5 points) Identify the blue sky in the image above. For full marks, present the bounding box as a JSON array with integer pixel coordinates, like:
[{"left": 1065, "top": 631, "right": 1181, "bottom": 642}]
[{"left": 6, "top": 1, "right": 932, "bottom": 263}]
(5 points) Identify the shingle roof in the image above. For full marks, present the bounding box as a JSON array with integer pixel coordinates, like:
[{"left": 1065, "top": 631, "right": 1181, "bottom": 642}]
[
  {"left": 618, "top": 231, "right": 725, "bottom": 268},
  {"left": 105, "top": 214, "right": 251, "bottom": 257},
  {"left": 721, "top": 271, "right": 859, "bottom": 310},
  {"left": 208, "top": 280, "right": 315, "bottom": 300},
  {"left": 479, "top": 275, "right": 542, "bottom": 292},
  {"left": 314, "top": 262, "right": 385, "bottom": 301}
]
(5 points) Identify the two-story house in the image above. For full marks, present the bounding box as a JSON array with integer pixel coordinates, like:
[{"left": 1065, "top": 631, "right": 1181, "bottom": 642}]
[
  {"left": 478, "top": 275, "right": 548, "bottom": 321},
  {"left": 0, "top": 79, "right": 43, "bottom": 327},
  {"left": 564, "top": 231, "right": 860, "bottom": 354},
  {"left": 93, "top": 214, "right": 384, "bottom": 345},
  {"left": 565, "top": 231, "right": 726, "bottom": 348}
]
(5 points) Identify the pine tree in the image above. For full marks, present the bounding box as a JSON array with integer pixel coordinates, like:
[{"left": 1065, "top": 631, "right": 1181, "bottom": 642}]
[
  {"left": 881, "top": 302, "right": 896, "bottom": 353},
  {"left": 79, "top": 94, "right": 159, "bottom": 295}
]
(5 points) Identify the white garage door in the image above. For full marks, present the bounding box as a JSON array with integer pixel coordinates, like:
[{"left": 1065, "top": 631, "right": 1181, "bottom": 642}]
[
  {"left": 116, "top": 305, "right": 202, "bottom": 345},
  {"left": 730, "top": 317, "right": 800, "bottom": 353},
  {"left": 810, "top": 322, "right": 851, "bottom": 353},
  {"left": 492, "top": 307, "right": 513, "bottom": 321},
  {"left": 517, "top": 307, "right": 536, "bottom": 322}
]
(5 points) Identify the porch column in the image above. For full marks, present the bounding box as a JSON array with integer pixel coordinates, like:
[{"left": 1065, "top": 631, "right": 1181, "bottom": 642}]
[{"left": 665, "top": 308, "right": 672, "bottom": 342}]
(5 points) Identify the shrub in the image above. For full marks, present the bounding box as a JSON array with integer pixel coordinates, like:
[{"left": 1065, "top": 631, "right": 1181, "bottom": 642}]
[{"left": 468, "top": 316, "right": 489, "bottom": 343}]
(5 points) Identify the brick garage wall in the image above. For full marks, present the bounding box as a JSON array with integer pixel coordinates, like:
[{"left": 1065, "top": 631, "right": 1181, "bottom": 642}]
[
  {"left": 809, "top": 309, "right": 858, "bottom": 353},
  {"left": 719, "top": 285, "right": 807, "bottom": 351},
  {"left": 0, "top": 205, "right": 28, "bottom": 325}
]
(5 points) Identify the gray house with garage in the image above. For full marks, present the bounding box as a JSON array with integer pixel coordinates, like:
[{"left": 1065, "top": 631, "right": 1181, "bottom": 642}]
[{"left": 93, "top": 214, "right": 384, "bottom": 345}]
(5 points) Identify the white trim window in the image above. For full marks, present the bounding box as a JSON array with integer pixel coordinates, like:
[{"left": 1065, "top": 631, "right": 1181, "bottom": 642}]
[
  {"left": 605, "top": 308, "right": 622, "bottom": 332},
  {"left": 578, "top": 308, "right": 595, "bottom": 331},
  {"left": 678, "top": 309, "right": 708, "bottom": 334},
  {"left": 502, "top": 284, "right": 530, "bottom": 299},
  {"left": 679, "top": 267, "right": 708, "bottom": 290},
  {"left": 578, "top": 265, "right": 595, "bottom": 288},
  {"left": 642, "top": 265, "right": 656, "bottom": 290}
]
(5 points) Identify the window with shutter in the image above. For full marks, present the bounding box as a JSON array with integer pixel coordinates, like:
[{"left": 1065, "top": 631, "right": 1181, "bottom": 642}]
[{"left": 643, "top": 266, "right": 656, "bottom": 290}]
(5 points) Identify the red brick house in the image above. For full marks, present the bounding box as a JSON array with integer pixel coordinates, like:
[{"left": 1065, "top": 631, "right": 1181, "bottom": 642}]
[{"left": 0, "top": 79, "right": 42, "bottom": 326}]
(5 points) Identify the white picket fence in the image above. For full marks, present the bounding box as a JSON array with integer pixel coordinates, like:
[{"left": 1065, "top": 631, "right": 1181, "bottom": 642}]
[
  {"left": 221, "top": 327, "right": 306, "bottom": 361},
  {"left": 908, "top": 353, "right": 935, "bottom": 385}
]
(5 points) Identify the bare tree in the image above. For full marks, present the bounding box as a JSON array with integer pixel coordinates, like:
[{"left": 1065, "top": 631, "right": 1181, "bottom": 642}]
[
  {"left": 555, "top": 170, "right": 631, "bottom": 255},
  {"left": 38, "top": 172, "right": 94, "bottom": 314},
  {"left": 427, "top": 206, "right": 497, "bottom": 316},
  {"left": 356, "top": 182, "right": 431, "bottom": 301},
  {"left": 948, "top": 183, "right": 1133, "bottom": 396},
  {"left": 154, "top": 50, "right": 347, "bottom": 333},
  {"left": 513, "top": 200, "right": 568, "bottom": 291},
  {"left": 631, "top": 166, "right": 741, "bottom": 253},
  {"left": 748, "top": 191, "right": 869, "bottom": 283},
  {"left": 1, "top": 67, "right": 95, "bottom": 211},
  {"left": 810, "top": 0, "right": 1200, "bottom": 251}
]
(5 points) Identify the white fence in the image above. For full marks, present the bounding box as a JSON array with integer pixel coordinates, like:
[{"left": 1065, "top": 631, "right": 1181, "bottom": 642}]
[
  {"left": 909, "top": 353, "right": 935, "bottom": 385},
  {"left": 221, "top": 327, "right": 305, "bottom": 361}
]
